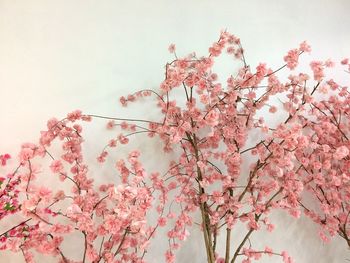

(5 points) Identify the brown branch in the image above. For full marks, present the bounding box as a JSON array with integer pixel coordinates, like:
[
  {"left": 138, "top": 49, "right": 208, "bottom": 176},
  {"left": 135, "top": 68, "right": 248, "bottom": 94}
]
[
  {"left": 0, "top": 218, "right": 32, "bottom": 237},
  {"left": 230, "top": 188, "right": 282, "bottom": 263}
]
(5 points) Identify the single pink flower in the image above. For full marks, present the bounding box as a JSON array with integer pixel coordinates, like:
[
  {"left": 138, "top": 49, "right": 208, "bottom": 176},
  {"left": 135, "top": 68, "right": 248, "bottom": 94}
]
[
  {"left": 168, "top": 44, "right": 176, "bottom": 53},
  {"left": 334, "top": 145, "right": 349, "bottom": 160}
]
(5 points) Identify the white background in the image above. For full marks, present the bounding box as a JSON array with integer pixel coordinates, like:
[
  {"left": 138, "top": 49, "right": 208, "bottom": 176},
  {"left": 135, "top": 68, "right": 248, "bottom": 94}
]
[{"left": 1, "top": 1, "right": 350, "bottom": 262}]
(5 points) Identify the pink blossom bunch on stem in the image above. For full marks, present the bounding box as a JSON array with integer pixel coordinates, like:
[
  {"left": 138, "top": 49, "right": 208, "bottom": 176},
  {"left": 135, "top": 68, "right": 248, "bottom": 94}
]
[
  {"left": 1, "top": 31, "right": 349, "bottom": 263},
  {"left": 287, "top": 58, "right": 350, "bottom": 247},
  {"left": 0, "top": 113, "right": 166, "bottom": 263},
  {"left": 114, "top": 31, "right": 317, "bottom": 263},
  {"left": 0, "top": 154, "right": 21, "bottom": 222}
]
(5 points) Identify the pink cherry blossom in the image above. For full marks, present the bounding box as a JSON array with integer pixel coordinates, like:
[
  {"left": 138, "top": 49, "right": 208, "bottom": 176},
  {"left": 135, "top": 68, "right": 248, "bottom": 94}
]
[
  {"left": 168, "top": 44, "right": 176, "bottom": 53},
  {"left": 334, "top": 145, "right": 349, "bottom": 160}
]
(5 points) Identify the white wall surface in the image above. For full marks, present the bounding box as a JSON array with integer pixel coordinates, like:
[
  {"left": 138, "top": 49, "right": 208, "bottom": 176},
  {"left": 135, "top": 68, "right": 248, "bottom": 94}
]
[{"left": 1, "top": 1, "right": 350, "bottom": 262}]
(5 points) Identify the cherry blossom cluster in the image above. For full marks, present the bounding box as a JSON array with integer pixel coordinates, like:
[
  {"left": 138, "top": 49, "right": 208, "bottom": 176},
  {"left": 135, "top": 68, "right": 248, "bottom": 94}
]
[
  {"left": 0, "top": 154, "right": 22, "bottom": 229},
  {"left": 112, "top": 31, "right": 314, "bottom": 263},
  {"left": 1, "top": 31, "right": 350, "bottom": 263},
  {"left": 1, "top": 113, "right": 165, "bottom": 263},
  {"left": 289, "top": 59, "right": 350, "bottom": 247}
]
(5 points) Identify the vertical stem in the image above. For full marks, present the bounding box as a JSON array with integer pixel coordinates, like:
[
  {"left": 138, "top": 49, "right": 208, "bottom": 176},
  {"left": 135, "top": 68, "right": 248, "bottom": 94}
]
[
  {"left": 225, "top": 228, "right": 231, "bottom": 263},
  {"left": 82, "top": 231, "right": 87, "bottom": 263},
  {"left": 199, "top": 202, "right": 215, "bottom": 263},
  {"left": 225, "top": 189, "right": 233, "bottom": 263},
  {"left": 198, "top": 163, "right": 215, "bottom": 263},
  {"left": 186, "top": 132, "right": 215, "bottom": 263}
]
